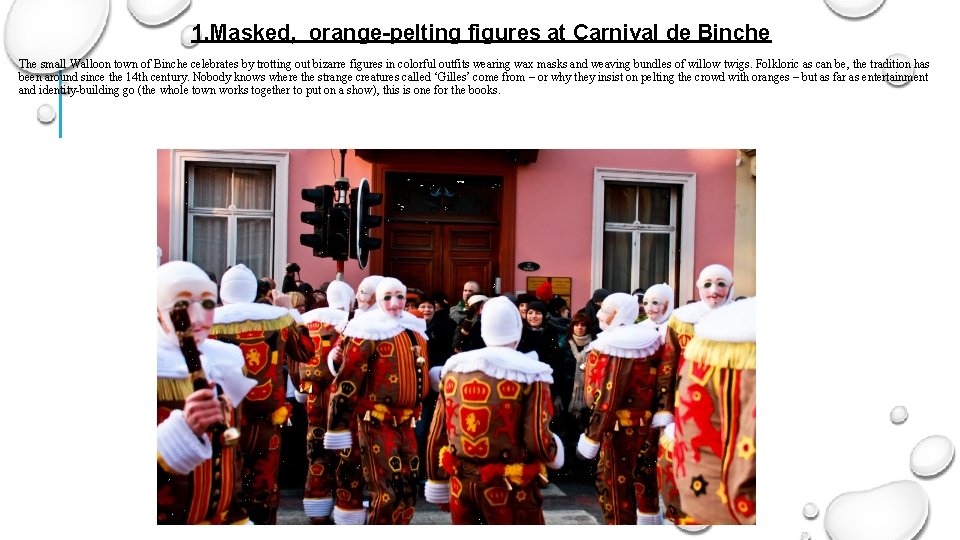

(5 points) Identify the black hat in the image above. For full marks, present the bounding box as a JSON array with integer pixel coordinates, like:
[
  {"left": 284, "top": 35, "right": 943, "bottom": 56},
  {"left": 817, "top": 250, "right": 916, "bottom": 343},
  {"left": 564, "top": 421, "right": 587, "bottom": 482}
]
[
  {"left": 591, "top": 288, "right": 612, "bottom": 303},
  {"left": 517, "top": 293, "right": 537, "bottom": 305},
  {"left": 526, "top": 300, "right": 548, "bottom": 315}
]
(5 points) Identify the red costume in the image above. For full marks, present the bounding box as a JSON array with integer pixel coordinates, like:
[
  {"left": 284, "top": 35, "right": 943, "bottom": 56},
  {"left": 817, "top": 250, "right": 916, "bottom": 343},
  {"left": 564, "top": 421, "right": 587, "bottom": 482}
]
[
  {"left": 425, "top": 296, "right": 564, "bottom": 525},
  {"left": 324, "top": 277, "right": 429, "bottom": 525}
]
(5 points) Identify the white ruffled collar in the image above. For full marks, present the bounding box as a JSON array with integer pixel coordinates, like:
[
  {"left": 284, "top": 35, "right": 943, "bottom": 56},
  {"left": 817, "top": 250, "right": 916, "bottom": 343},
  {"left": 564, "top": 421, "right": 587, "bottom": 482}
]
[
  {"left": 303, "top": 307, "right": 349, "bottom": 327},
  {"left": 214, "top": 302, "right": 292, "bottom": 324},
  {"left": 587, "top": 324, "right": 661, "bottom": 359},
  {"left": 156, "top": 324, "right": 256, "bottom": 404},
  {"left": 670, "top": 301, "right": 714, "bottom": 324},
  {"left": 442, "top": 347, "right": 553, "bottom": 384},
  {"left": 343, "top": 309, "right": 427, "bottom": 340}
]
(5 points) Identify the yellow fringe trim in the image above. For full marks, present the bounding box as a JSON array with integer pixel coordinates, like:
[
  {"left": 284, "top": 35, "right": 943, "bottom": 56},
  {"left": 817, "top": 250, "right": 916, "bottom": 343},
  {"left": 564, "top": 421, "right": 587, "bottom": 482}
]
[
  {"left": 271, "top": 406, "right": 290, "bottom": 425},
  {"left": 668, "top": 318, "right": 695, "bottom": 337},
  {"left": 684, "top": 338, "right": 756, "bottom": 370},
  {"left": 210, "top": 313, "right": 296, "bottom": 336},
  {"left": 157, "top": 377, "right": 193, "bottom": 402}
]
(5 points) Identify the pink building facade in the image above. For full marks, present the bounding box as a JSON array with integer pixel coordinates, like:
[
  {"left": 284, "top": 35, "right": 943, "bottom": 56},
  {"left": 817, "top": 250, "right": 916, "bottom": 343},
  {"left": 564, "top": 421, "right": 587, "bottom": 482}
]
[{"left": 157, "top": 149, "right": 754, "bottom": 309}]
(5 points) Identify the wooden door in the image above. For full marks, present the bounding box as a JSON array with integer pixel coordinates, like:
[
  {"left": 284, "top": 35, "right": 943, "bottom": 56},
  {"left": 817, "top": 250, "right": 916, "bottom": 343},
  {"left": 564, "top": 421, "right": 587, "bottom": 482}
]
[{"left": 385, "top": 223, "right": 498, "bottom": 300}]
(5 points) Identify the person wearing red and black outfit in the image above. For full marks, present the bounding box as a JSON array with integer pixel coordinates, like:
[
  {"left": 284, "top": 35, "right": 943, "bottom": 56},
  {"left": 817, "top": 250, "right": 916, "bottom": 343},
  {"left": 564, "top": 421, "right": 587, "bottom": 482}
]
[
  {"left": 157, "top": 261, "right": 257, "bottom": 524},
  {"left": 208, "top": 264, "right": 316, "bottom": 524},
  {"left": 324, "top": 277, "right": 430, "bottom": 525},
  {"left": 425, "top": 296, "right": 564, "bottom": 524}
]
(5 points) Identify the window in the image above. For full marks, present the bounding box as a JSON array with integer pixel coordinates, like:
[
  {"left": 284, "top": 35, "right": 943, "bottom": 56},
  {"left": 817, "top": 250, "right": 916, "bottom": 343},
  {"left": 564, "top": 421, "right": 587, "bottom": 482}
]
[
  {"left": 168, "top": 150, "right": 290, "bottom": 282},
  {"left": 592, "top": 169, "right": 696, "bottom": 304},
  {"left": 187, "top": 164, "right": 275, "bottom": 279}
]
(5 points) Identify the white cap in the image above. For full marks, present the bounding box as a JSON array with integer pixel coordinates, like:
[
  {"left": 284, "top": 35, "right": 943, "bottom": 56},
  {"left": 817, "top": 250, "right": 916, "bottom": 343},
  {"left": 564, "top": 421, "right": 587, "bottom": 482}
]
[
  {"left": 697, "top": 264, "right": 735, "bottom": 304},
  {"left": 356, "top": 275, "right": 384, "bottom": 311},
  {"left": 326, "top": 280, "right": 356, "bottom": 312},
  {"left": 642, "top": 283, "right": 674, "bottom": 324},
  {"left": 375, "top": 277, "right": 406, "bottom": 313},
  {"left": 220, "top": 264, "right": 257, "bottom": 304},
  {"left": 481, "top": 296, "right": 522, "bottom": 347},
  {"left": 598, "top": 292, "right": 639, "bottom": 331},
  {"left": 466, "top": 294, "right": 489, "bottom": 307},
  {"left": 157, "top": 261, "right": 216, "bottom": 310}
]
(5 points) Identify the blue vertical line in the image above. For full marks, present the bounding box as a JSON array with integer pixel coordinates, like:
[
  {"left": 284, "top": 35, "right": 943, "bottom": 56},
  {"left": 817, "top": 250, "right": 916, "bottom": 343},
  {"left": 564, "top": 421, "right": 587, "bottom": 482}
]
[{"left": 58, "top": 69, "right": 62, "bottom": 138}]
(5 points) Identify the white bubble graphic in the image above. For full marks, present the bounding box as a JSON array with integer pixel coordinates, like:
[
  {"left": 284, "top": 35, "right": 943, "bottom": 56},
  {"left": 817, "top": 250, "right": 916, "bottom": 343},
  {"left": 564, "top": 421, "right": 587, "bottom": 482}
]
[
  {"left": 801, "top": 533, "right": 812, "bottom": 540},
  {"left": 181, "top": 25, "right": 198, "bottom": 48},
  {"left": 128, "top": 0, "right": 190, "bottom": 26},
  {"left": 824, "top": 480, "right": 928, "bottom": 540},
  {"left": 883, "top": 54, "right": 915, "bottom": 87},
  {"left": 910, "top": 434, "right": 954, "bottom": 477},
  {"left": 802, "top": 502, "right": 819, "bottom": 519},
  {"left": 4, "top": 0, "right": 109, "bottom": 74},
  {"left": 677, "top": 524, "right": 711, "bottom": 533},
  {"left": 823, "top": 0, "right": 886, "bottom": 18},
  {"left": 36, "top": 104, "right": 56, "bottom": 124},
  {"left": 890, "top": 405, "right": 908, "bottom": 424}
]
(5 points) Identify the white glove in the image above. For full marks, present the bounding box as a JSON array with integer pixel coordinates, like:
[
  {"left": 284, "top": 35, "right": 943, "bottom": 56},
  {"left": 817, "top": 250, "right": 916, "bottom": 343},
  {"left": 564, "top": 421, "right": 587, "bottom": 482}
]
[
  {"left": 294, "top": 389, "right": 307, "bottom": 404},
  {"left": 428, "top": 366, "right": 443, "bottom": 392},
  {"left": 651, "top": 411, "right": 674, "bottom": 429},
  {"left": 548, "top": 433, "right": 565, "bottom": 470}
]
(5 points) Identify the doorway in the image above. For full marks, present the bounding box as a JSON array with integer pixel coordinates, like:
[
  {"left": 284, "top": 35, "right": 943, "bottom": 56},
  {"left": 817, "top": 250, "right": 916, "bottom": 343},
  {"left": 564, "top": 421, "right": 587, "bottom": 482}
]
[{"left": 382, "top": 172, "right": 502, "bottom": 300}]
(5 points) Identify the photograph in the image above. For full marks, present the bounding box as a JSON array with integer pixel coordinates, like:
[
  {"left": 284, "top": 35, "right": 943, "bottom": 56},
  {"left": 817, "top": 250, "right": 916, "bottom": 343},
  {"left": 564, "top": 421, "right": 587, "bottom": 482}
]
[{"left": 156, "top": 148, "right": 756, "bottom": 525}]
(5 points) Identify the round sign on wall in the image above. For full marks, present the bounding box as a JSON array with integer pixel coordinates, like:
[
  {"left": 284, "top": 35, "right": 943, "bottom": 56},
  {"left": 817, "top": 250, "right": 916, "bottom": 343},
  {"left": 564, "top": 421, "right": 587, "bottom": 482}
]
[{"left": 518, "top": 261, "right": 540, "bottom": 271}]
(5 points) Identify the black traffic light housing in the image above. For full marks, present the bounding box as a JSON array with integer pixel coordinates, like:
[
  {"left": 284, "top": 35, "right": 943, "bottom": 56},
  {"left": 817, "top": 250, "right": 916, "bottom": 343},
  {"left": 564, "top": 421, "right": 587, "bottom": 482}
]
[
  {"left": 300, "top": 185, "right": 334, "bottom": 257},
  {"left": 350, "top": 177, "right": 383, "bottom": 270},
  {"left": 326, "top": 179, "right": 351, "bottom": 261}
]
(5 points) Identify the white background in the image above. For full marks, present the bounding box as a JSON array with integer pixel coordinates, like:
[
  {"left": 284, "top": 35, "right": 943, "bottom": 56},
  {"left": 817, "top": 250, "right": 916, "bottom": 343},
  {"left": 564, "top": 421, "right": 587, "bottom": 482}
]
[{"left": 1, "top": 0, "right": 956, "bottom": 537}]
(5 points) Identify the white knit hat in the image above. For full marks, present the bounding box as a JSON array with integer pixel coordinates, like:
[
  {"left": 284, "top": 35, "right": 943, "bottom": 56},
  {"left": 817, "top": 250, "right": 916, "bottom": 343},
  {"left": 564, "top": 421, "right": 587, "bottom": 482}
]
[
  {"left": 157, "top": 261, "right": 216, "bottom": 310},
  {"left": 355, "top": 275, "right": 384, "bottom": 311},
  {"left": 481, "top": 296, "right": 522, "bottom": 347},
  {"left": 326, "top": 280, "right": 356, "bottom": 312},
  {"left": 598, "top": 292, "right": 639, "bottom": 331},
  {"left": 219, "top": 264, "right": 257, "bottom": 304}
]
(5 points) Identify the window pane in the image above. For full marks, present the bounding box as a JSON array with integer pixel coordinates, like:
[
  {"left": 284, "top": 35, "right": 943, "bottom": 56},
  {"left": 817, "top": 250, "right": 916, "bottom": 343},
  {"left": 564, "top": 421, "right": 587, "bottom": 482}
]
[
  {"left": 237, "top": 218, "right": 272, "bottom": 278},
  {"left": 637, "top": 233, "right": 670, "bottom": 290},
  {"left": 192, "top": 166, "right": 231, "bottom": 208},
  {"left": 637, "top": 186, "right": 672, "bottom": 225},
  {"left": 233, "top": 168, "right": 274, "bottom": 210},
  {"left": 604, "top": 183, "right": 636, "bottom": 223},
  {"left": 191, "top": 216, "right": 228, "bottom": 281},
  {"left": 602, "top": 230, "right": 632, "bottom": 293}
]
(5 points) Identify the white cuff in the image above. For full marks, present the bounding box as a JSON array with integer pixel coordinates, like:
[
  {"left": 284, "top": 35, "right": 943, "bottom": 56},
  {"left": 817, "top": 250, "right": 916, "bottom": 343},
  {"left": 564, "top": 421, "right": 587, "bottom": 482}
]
[
  {"left": 327, "top": 346, "right": 341, "bottom": 377},
  {"left": 428, "top": 366, "right": 443, "bottom": 392},
  {"left": 303, "top": 497, "right": 333, "bottom": 518},
  {"left": 294, "top": 389, "right": 308, "bottom": 404},
  {"left": 332, "top": 506, "right": 367, "bottom": 525},
  {"left": 651, "top": 411, "right": 674, "bottom": 428},
  {"left": 637, "top": 511, "right": 663, "bottom": 525},
  {"left": 662, "top": 422, "right": 675, "bottom": 442},
  {"left": 548, "top": 433, "right": 565, "bottom": 470},
  {"left": 424, "top": 480, "right": 450, "bottom": 504},
  {"left": 577, "top": 433, "right": 601, "bottom": 460},
  {"left": 324, "top": 429, "right": 353, "bottom": 450},
  {"left": 157, "top": 409, "right": 212, "bottom": 475}
]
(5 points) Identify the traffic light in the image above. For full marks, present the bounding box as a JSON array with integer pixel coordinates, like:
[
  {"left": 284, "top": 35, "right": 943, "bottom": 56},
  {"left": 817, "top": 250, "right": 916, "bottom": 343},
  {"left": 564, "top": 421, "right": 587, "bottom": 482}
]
[
  {"left": 300, "top": 185, "right": 333, "bottom": 257},
  {"left": 326, "top": 179, "right": 351, "bottom": 261},
  {"left": 350, "top": 177, "right": 382, "bottom": 270}
]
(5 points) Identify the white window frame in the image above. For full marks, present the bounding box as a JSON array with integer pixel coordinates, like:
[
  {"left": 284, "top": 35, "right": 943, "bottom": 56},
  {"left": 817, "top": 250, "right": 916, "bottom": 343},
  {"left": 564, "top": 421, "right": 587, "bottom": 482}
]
[
  {"left": 169, "top": 150, "right": 290, "bottom": 281},
  {"left": 591, "top": 168, "right": 697, "bottom": 305}
]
